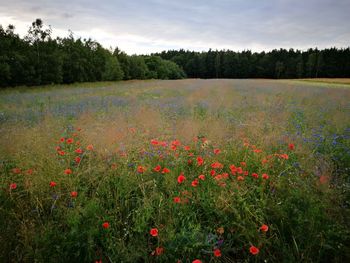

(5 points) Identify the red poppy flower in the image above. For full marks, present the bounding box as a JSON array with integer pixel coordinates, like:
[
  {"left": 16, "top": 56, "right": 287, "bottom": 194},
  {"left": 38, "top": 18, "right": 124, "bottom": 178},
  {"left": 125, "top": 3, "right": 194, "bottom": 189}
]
[
  {"left": 262, "top": 174, "right": 269, "bottom": 180},
  {"left": 280, "top": 154, "right": 289, "bottom": 160},
  {"left": 192, "top": 260, "right": 202, "bottom": 263},
  {"left": 240, "top": 161, "right": 246, "bottom": 167},
  {"left": 75, "top": 157, "right": 81, "bottom": 163},
  {"left": 252, "top": 173, "right": 259, "bottom": 179},
  {"left": 210, "top": 170, "right": 216, "bottom": 176},
  {"left": 155, "top": 246, "right": 164, "bottom": 256},
  {"left": 237, "top": 167, "right": 243, "bottom": 174},
  {"left": 86, "top": 144, "right": 94, "bottom": 151},
  {"left": 26, "top": 169, "right": 33, "bottom": 175},
  {"left": 172, "top": 140, "right": 181, "bottom": 146},
  {"left": 288, "top": 143, "right": 295, "bottom": 150},
  {"left": 230, "top": 165, "right": 237, "bottom": 174},
  {"left": 198, "top": 174, "right": 205, "bottom": 180},
  {"left": 213, "top": 248, "right": 221, "bottom": 257},
  {"left": 184, "top": 145, "right": 191, "bottom": 151},
  {"left": 188, "top": 159, "right": 193, "bottom": 165},
  {"left": 137, "top": 166, "right": 146, "bottom": 173},
  {"left": 50, "top": 181, "right": 57, "bottom": 187},
  {"left": 162, "top": 167, "right": 170, "bottom": 174},
  {"left": 12, "top": 168, "right": 21, "bottom": 174},
  {"left": 102, "top": 222, "right": 110, "bottom": 229},
  {"left": 243, "top": 171, "right": 249, "bottom": 176},
  {"left": 58, "top": 150, "right": 65, "bottom": 156},
  {"left": 197, "top": 156, "right": 204, "bottom": 166},
  {"left": 177, "top": 173, "right": 186, "bottom": 184},
  {"left": 191, "top": 179, "right": 199, "bottom": 187},
  {"left": 66, "top": 138, "right": 74, "bottom": 144},
  {"left": 71, "top": 191, "right": 78, "bottom": 198},
  {"left": 237, "top": 176, "right": 244, "bottom": 181},
  {"left": 211, "top": 162, "right": 223, "bottom": 169},
  {"left": 249, "top": 245, "right": 259, "bottom": 255},
  {"left": 173, "top": 196, "right": 181, "bottom": 203},
  {"left": 150, "top": 228, "right": 158, "bottom": 237},
  {"left": 171, "top": 145, "right": 177, "bottom": 150},
  {"left": 213, "top": 149, "right": 221, "bottom": 155},
  {"left": 10, "top": 183, "right": 17, "bottom": 190},
  {"left": 60, "top": 137, "right": 65, "bottom": 143},
  {"left": 260, "top": 224, "right": 269, "bottom": 232},
  {"left": 154, "top": 165, "right": 161, "bottom": 172},
  {"left": 75, "top": 148, "right": 83, "bottom": 154},
  {"left": 253, "top": 149, "right": 262, "bottom": 153},
  {"left": 151, "top": 139, "right": 159, "bottom": 145},
  {"left": 56, "top": 146, "right": 61, "bottom": 151},
  {"left": 64, "top": 168, "right": 72, "bottom": 175}
]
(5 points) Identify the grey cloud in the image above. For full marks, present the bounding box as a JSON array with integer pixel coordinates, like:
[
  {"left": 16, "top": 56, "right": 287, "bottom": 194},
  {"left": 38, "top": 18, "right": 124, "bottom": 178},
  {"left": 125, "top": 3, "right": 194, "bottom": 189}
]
[{"left": 0, "top": 0, "right": 349, "bottom": 53}]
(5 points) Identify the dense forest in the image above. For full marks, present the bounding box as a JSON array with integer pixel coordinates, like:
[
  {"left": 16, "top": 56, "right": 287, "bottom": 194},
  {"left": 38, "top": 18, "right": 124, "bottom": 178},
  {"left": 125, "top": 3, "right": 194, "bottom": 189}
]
[
  {"left": 1, "top": 19, "right": 349, "bottom": 87},
  {"left": 0, "top": 19, "right": 185, "bottom": 87},
  {"left": 155, "top": 48, "right": 350, "bottom": 79}
]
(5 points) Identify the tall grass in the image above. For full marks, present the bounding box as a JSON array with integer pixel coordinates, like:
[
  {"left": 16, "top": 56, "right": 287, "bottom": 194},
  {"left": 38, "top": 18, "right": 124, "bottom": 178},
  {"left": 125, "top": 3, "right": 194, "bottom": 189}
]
[{"left": 1, "top": 79, "right": 349, "bottom": 262}]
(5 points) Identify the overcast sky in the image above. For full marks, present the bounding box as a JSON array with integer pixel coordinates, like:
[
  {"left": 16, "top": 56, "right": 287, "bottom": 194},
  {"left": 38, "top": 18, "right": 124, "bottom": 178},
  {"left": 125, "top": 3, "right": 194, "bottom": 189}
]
[{"left": 1, "top": 0, "right": 349, "bottom": 54}]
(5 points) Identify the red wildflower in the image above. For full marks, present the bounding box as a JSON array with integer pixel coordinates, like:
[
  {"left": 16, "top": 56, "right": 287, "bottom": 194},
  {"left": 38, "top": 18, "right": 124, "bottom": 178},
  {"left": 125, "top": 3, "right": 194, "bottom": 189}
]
[
  {"left": 66, "top": 138, "right": 74, "bottom": 144},
  {"left": 137, "top": 166, "right": 146, "bottom": 173},
  {"left": 198, "top": 174, "right": 205, "bottom": 180},
  {"left": 56, "top": 146, "right": 61, "bottom": 151},
  {"left": 253, "top": 149, "right": 262, "bottom": 153},
  {"left": 262, "top": 173, "right": 269, "bottom": 180},
  {"left": 10, "top": 183, "right": 17, "bottom": 190},
  {"left": 192, "top": 260, "right": 202, "bottom": 263},
  {"left": 171, "top": 145, "right": 177, "bottom": 151},
  {"left": 243, "top": 170, "right": 249, "bottom": 176},
  {"left": 155, "top": 247, "right": 164, "bottom": 256},
  {"left": 64, "top": 168, "right": 72, "bottom": 175},
  {"left": 188, "top": 159, "right": 193, "bottom": 165},
  {"left": 191, "top": 179, "right": 199, "bottom": 187},
  {"left": 210, "top": 170, "right": 216, "bottom": 176},
  {"left": 240, "top": 161, "right": 246, "bottom": 167},
  {"left": 184, "top": 145, "right": 191, "bottom": 151},
  {"left": 150, "top": 228, "right": 158, "bottom": 237},
  {"left": 86, "top": 144, "right": 94, "bottom": 151},
  {"left": 177, "top": 173, "right": 186, "bottom": 184},
  {"left": 71, "top": 191, "right": 78, "bottom": 198},
  {"left": 26, "top": 169, "right": 33, "bottom": 175},
  {"left": 230, "top": 165, "right": 237, "bottom": 174},
  {"left": 260, "top": 224, "right": 269, "bottom": 232},
  {"left": 173, "top": 196, "right": 181, "bottom": 203},
  {"left": 237, "top": 167, "right": 243, "bottom": 174},
  {"left": 75, "top": 157, "right": 81, "bottom": 164},
  {"left": 75, "top": 148, "right": 83, "bottom": 154},
  {"left": 213, "top": 248, "right": 222, "bottom": 257},
  {"left": 197, "top": 156, "right": 204, "bottom": 166},
  {"left": 162, "top": 167, "right": 170, "bottom": 174},
  {"left": 289, "top": 143, "right": 295, "bottom": 150},
  {"left": 151, "top": 139, "right": 159, "bottom": 145},
  {"left": 172, "top": 139, "right": 181, "bottom": 146},
  {"left": 102, "top": 222, "right": 110, "bottom": 229},
  {"left": 237, "top": 176, "right": 244, "bottom": 181},
  {"left": 280, "top": 154, "right": 289, "bottom": 160},
  {"left": 60, "top": 137, "right": 65, "bottom": 143},
  {"left": 12, "top": 168, "right": 21, "bottom": 174},
  {"left": 153, "top": 165, "right": 161, "bottom": 172},
  {"left": 50, "top": 181, "right": 57, "bottom": 187},
  {"left": 252, "top": 173, "right": 259, "bottom": 179},
  {"left": 213, "top": 148, "right": 221, "bottom": 155},
  {"left": 211, "top": 162, "right": 223, "bottom": 169},
  {"left": 58, "top": 150, "right": 65, "bottom": 156},
  {"left": 249, "top": 245, "right": 259, "bottom": 255}
]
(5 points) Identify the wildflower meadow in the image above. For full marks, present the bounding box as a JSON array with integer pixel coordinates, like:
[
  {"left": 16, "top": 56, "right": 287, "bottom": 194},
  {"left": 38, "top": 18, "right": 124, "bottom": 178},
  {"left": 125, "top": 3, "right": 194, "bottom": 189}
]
[{"left": 0, "top": 79, "right": 349, "bottom": 262}]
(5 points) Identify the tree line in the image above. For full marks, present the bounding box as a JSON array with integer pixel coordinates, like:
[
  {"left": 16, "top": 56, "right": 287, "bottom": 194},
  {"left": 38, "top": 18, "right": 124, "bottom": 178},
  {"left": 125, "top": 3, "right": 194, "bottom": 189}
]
[
  {"left": 0, "top": 19, "right": 185, "bottom": 87},
  {"left": 155, "top": 47, "right": 350, "bottom": 79},
  {"left": 1, "top": 19, "right": 349, "bottom": 87}
]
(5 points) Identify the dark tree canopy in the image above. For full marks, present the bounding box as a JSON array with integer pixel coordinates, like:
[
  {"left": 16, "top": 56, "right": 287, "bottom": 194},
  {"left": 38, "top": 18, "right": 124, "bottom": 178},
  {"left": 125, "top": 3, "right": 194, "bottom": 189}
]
[{"left": 0, "top": 19, "right": 349, "bottom": 88}]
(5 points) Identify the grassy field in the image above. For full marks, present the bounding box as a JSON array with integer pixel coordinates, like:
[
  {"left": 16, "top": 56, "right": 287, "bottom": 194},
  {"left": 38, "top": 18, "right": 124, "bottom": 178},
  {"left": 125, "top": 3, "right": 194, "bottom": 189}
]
[{"left": 1, "top": 79, "right": 349, "bottom": 262}]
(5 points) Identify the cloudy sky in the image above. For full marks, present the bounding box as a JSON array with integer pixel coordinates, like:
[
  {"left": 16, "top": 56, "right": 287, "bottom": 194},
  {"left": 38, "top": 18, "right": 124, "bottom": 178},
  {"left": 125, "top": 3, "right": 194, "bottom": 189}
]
[{"left": 1, "top": 0, "right": 349, "bottom": 54}]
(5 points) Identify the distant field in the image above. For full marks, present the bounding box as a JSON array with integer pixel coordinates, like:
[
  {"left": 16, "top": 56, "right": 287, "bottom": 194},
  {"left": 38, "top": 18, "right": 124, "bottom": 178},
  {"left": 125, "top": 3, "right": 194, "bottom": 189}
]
[
  {"left": 1, "top": 79, "right": 349, "bottom": 262},
  {"left": 298, "top": 78, "right": 350, "bottom": 85}
]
